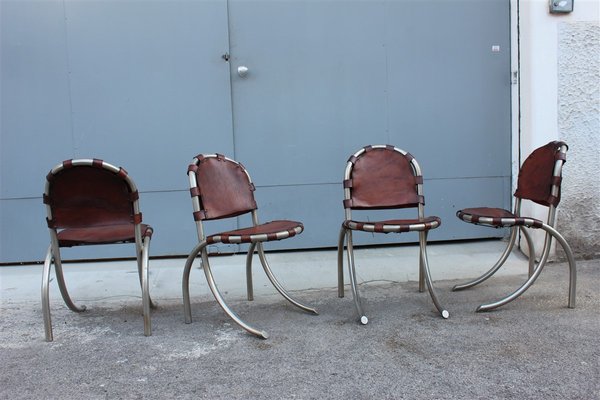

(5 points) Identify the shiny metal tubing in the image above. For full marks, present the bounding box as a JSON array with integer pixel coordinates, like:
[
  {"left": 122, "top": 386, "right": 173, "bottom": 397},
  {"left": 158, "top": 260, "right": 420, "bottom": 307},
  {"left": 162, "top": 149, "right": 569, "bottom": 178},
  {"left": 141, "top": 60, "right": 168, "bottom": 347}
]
[
  {"left": 246, "top": 242, "right": 257, "bottom": 301},
  {"left": 418, "top": 248, "right": 425, "bottom": 293},
  {"left": 42, "top": 246, "right": 54, "bottom": 342},
  {"left": 477, "top": 223, "right": 576, "bottom": 312},
  {"left": 257, "top": 243, "right": 318, "bottom": 315},
  {"left": 182, "top": 240, "right": 205, "bottom": 324},
  {"left": 419, "top": 232, "right": 449, "bottom": 318},
  {"left": 520, "top": 226, "right": 536, "bottom": 277},
  {"left": 136, "top": 236, "right": 157, "bottom": 310},
  {"left": 346, "top": 232, "right": 368, "bottom": 325},
  {"left": 50, "top": 238, "right": 86, "bottom": 313},
  {"left": 337, "top": 226, "right": 346, "bottom": 298},
  {"left": 201, "top": 251, "right": 269, "bottom": 339},
  {"left": 182, "top": 240, "right": 268, "bottom": 339},
  {"left": 141, "top": 235, "right": 152, "bottom": 336},
  {"left": 452, "top": 226, "right": 519, "bottom": 292}
]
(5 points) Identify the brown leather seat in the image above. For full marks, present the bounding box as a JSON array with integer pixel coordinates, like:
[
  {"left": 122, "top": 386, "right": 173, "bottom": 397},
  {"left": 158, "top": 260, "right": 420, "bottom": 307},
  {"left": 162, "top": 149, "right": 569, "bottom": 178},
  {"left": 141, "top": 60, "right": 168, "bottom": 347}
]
[
  {"left": 183, "top": 154, "right": 317, "bottom": 339},
  {"left": 41, "top": 159, "right": 154, "bottom": 342},
  {"left": 57, "top": 224, "right": 153, "bottom": 246},
  {"left": 337, "top": 145, "right": 449, "bottom": 324},
  {"left": 343, "top": 217, "right": 441, "bottom": 233},
  {"left": 206, "top": 220, "right": 303, "bottom": 244},
  {"left": 457, "top": 208, "right": 543, "bottom": 228},
  {"left": 454, "top": 141, "right": 576, "bottom": 312}
]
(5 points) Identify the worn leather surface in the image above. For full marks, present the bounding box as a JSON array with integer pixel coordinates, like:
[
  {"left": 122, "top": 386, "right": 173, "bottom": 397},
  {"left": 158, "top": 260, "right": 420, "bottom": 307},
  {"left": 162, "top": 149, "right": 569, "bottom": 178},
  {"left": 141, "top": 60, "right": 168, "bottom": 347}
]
[
  {"left": 207, "top": 220, "right": 303, "bottom": 244},
  {"left": 344, "top": 216, "right": 440, "bottom": 232},
  {"left": 459, "top": 207, "right": 514, "bottom": 219},
  {"left": 57, "top": 224, "right": 152, "bottom": 247},
  {"left": 349, "top": 148, "right": 420, "bottom": 210},
  {"left": 458, "top": 208, "right": 543, "bottom": 228},
  {"left": 194, "top": 157, "right": 257, "bottom": 220},
  {"left": 48, "top": 166, "right": 135, "bottom": 229},
  {"left": 514, "top": 141, "right": 565, "bottom": 207}
]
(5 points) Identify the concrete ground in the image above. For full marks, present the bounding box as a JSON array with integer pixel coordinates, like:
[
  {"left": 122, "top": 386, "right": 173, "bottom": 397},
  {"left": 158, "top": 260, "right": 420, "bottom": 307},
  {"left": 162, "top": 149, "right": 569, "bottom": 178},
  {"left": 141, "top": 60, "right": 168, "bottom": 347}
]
[{"left": 0, "top": 240, "right": 598, "bottom": 399}]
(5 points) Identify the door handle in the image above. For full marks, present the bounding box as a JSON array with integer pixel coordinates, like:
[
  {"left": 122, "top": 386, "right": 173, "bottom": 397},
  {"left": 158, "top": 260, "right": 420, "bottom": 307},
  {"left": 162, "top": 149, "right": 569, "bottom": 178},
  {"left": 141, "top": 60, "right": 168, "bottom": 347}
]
[{"left": 237, "top": 66, "right": 249, "bottom": 78}]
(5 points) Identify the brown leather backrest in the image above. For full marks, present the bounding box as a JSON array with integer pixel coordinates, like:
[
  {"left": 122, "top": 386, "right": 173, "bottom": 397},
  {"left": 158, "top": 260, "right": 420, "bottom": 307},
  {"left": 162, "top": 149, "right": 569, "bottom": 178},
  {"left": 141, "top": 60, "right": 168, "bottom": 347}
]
[
  {"left": 514, "top": 141, "right": 567, "bottom": 207},
  {"left": 191, "top": 155, "right": 257, "bottom": 220},
  {"left": 46, "top": 165, "right": 135, "bottom": 229},
  {"left": 347, "top": 147, "right": 421, "bottom": 210}
]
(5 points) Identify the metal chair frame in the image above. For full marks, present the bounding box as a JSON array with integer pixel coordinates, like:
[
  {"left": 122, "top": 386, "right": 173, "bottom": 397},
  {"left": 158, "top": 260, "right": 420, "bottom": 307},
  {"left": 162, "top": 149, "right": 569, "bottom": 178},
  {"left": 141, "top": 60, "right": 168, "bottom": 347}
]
[
  {"left": 183, "top": 154, "right": 318, "bottom": 339},
  {"left": 453, "top": 141, "right": 576, "bottom": 311},
  {"left": 337, "top": 145, "right": 449, "bottom": 324},
  {"left": 42, "top": 159, "right": 155, "bottom": 341}
]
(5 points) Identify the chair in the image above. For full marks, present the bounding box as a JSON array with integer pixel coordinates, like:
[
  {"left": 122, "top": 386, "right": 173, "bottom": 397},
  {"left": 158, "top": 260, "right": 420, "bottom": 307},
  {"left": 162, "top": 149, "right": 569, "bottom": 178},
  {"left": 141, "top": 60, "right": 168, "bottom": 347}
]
[
  {"left": 453, "top": 141, "right": 576, "bottom": 311},
  {"left": 183, "top": 153, "right": 318, "bottom": 339},
  {"left": 337, "top": 145, "right": 449, "bottom": 324},
  {"left": 42, "top": 159, "right": 155, "bottom": 341}
]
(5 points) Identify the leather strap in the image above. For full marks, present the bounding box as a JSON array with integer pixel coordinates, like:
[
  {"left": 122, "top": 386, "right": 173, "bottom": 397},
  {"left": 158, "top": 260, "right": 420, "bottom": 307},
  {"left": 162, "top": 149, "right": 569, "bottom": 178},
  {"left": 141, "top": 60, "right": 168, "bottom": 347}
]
[
  {"left": 547, "top": 195, "right": 560, "bottom": 207},
  {"left": 193, "top": 210, "right": 208, "bottom": 221}
]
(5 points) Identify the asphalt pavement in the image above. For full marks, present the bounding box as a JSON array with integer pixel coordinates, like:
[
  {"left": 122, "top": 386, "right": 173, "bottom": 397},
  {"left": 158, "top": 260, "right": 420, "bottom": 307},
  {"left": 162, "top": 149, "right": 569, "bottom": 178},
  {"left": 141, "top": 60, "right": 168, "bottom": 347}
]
[{"left": 0, "top": 243, "right": 598, "bottom": 399}]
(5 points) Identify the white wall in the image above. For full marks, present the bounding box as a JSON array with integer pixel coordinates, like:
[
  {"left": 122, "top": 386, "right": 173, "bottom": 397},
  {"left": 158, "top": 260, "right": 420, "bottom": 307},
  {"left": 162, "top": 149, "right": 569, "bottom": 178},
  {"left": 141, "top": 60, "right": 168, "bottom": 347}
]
[{"left": 518, "top": 0, "right": 600, "bottom": 259}]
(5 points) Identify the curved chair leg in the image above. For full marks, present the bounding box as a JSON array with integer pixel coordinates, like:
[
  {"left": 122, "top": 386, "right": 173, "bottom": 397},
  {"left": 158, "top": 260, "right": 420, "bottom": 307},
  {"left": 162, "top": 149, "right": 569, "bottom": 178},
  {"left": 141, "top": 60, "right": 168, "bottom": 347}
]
[
  {"left": 182, "top": 241, "right": 206, "bottom": 324},
  {"left": 246, "top": 242, "right": 257, "bottom": 301},
  {"left": 136, "top": 240, "right": 157, "bottom": 310},
  {"left": 42, "top": 246, "right": 54, "bottom": 342},
  {"left": 419, "top": 232, "right": 450, "bottom": 319},
  {"left": 452, "top": 226, "right": 519, "bottom": 292},
  {"left": 519, "top": 226, "right": 536, "bottom": 277},
  {"left": 337, "top": 226, "right": 346, "bottom": 298},
  {"left": 201, "top": 250, "right": 269, "bottom": 339},
  {"left": 51, "top": 242, "right": 86, "bottom": 313},
  {"left": 257, "top": 243, "right": 318, "bottom": 315},
  {"left": 418, "top": 246, "right": 425, "bottom": 293},
  {"left": 183, "top": 240, "right": 268, "bottom": 338},
  {"left": 477, "top": 223, "right": 576, "bottom": 312},
  {"left": 346, "top": 231, "right": 368, "bottom": 325},
  {"left": 141, "top": 235, "right": 152, "bottom": 336}
]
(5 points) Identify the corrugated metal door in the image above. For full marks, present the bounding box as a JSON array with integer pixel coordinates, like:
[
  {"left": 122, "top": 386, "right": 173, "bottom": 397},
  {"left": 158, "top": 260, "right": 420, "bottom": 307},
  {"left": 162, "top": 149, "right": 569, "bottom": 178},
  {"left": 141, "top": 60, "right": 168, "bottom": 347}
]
[{"left": 227, "top": 0, "right": 511, "bottom": 249}]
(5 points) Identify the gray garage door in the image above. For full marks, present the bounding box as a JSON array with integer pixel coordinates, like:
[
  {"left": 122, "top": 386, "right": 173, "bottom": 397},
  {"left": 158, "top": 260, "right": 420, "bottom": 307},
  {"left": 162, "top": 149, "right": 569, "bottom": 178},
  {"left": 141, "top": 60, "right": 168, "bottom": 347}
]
[
  {"left": 0, "top": 0, "right": 510, "bottom": 262},
  {"left": 228, "top": 0, "right": 511, "bottom": 250}
]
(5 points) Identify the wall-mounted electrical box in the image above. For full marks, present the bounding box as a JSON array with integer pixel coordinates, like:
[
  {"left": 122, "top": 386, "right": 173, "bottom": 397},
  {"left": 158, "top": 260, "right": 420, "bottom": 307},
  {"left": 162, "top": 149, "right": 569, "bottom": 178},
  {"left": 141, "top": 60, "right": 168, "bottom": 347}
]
[{"left": 549, "top": 0, "right": 574, "bottom": 14}]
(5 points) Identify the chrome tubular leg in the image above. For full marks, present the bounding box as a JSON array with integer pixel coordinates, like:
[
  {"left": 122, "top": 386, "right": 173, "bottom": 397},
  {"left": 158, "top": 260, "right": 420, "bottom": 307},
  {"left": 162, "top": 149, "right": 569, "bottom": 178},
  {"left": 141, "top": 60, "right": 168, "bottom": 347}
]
[
  {"left": 419, "top": 232, "right": 449, "bottom": 319},
  {"left": 42, "top": 246, "right": 54, "bottom": 342},
  {"left": 52, "top": 243, "right": 86, "bottom": 313},
  {"left": 182, "top": 241, "right": 206, "bottom": 324},
  {"left": 519, "top": 226, "right": 536, "bottom": 277},
  {"left": 346, "top": 232, "right": 368, "bottom": 325},
  {"left": 476, "top": 223, "right": 576, "bottom": 312},
  {"left": 418, "top": 245, "right": 425, "bottom": 293},
  {"left": 337, "top": 226, "right": 346, "bottom": 298},
  {"left": 141, "top": 236, "right": 152, "bottom": 336},
  {"left": 545, "top": 227, "right": 576, "bottom": 308},
  {"left": 246, "top": 243, "right": 257, "bottom": 301},
  {"left": 452, "top": 226, "right": 518, "bottom": 291},
  {"left": 201, "top": 251, "right": 269, "bottom": 339},
  {"left": 137, "top": 240, "right": 157, "bottom": 310},
  {"left": 257, "top": 243, "right": 318, "bottom": 315}
]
